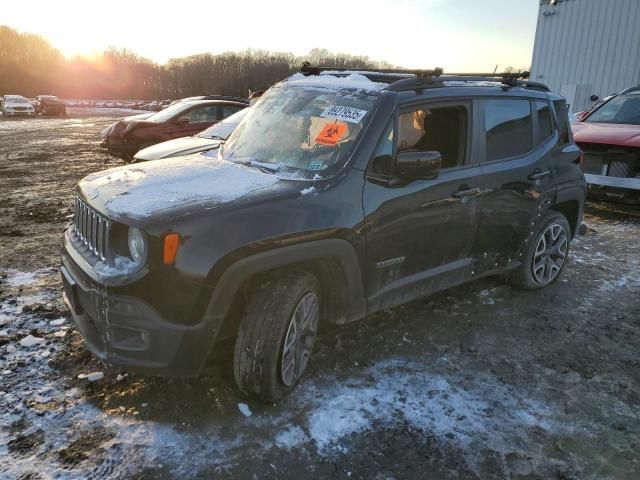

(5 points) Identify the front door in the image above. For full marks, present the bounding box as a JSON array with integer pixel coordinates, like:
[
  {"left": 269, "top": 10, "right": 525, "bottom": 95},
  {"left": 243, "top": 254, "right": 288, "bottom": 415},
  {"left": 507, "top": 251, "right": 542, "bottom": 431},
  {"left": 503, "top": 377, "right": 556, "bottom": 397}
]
[
  {"left": 474, "top": 97, "right": 558, "bottom": 274},
  {"left": 171, "top": 104, "right": 219, "bottom": 138},
  {"left": 363, "top": 100, "right": 482, "bottom": 313}
]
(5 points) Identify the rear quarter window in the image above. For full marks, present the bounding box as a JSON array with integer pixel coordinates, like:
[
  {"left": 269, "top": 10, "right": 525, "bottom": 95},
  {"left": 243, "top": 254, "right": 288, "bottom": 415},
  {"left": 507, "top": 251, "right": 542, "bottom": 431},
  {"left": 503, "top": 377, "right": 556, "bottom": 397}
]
[
  {"left": 553, "top": 99, "right": 571, "bottom": 145},
  {"left": 484, "top": 99, "right": 533, "bottom": 161},
  {"left": 535, "top": 100, "right": 553, "bottom": 143}
]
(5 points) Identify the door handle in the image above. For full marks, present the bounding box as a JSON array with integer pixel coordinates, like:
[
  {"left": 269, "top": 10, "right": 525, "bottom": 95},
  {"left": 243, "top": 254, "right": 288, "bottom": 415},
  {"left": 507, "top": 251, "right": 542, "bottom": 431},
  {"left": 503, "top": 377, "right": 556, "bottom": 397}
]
[
  {"left": 528, "top": 169, "right": 551, "bottom": 180},
  {"left": 452, "top": 187, "right": 480, "bottom": 198}
]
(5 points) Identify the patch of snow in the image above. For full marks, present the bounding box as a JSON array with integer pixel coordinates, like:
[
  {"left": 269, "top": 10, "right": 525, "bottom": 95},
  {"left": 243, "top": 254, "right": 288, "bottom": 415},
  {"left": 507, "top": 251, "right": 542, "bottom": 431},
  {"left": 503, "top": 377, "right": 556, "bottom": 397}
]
[
  {"left": 19, "top": 335, "right": 45, "bottom": 347},
  {"left": 237, "top": 402, "right": 252, "bottom": 417},
  {"left": 79, "top": 155, "right": 278, "bottom": 219},
  {"left": 286, "top": 73, "right": 387, "bottom": 92},
  {"left": 50, "top": 318, "right": 66, "bottom": 326},
  {"left": 94, "top": 255, "right": 140, "bottom": 280},
  {"left": 78, "top": 372, "right": 104, "bottom": 382},
  {"left": 300, "top": 186, "right": 316, "bottom": 195},
  {"left": 5, "top": 270, "right": 39, "bottom": 287},
  {"left": 6, "top": 345, "right": 16, "bottom": 353},
  {"left": 478, "top": 289, "right": 496, "bottom": 305},
  {"left": 275, "top": 425, "right": 309, "bottom": 449},
  {"left": 281, "top": 359, "right": 558, "bottom": 455}
]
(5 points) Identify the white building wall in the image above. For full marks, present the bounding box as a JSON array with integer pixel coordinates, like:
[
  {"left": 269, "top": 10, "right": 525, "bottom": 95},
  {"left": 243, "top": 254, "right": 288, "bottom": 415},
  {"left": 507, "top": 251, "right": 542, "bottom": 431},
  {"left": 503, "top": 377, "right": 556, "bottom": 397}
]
[{"left": 530, "top": 0, "right": 640, "bottom": 112}]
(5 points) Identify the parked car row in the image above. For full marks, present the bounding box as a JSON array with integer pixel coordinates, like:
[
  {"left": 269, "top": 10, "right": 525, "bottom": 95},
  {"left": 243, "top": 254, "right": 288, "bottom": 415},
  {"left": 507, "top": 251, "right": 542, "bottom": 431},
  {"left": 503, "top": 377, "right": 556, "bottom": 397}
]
[{"left": 1, "top": 94, "right": 67, "bottom": 116}]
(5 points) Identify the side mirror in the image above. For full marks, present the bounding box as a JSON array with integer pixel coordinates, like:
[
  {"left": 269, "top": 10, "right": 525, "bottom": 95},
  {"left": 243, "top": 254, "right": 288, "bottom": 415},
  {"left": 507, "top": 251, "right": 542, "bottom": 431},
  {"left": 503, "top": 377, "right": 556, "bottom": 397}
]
[
  {"left": 175, "top": 116, "right": 190, "bottom": 124},
  {"left": 396, "top": 150, "right": 441, "bottom": 180},
  {"left": 589, "top": 94, "right": 599, "bottom": 102}
]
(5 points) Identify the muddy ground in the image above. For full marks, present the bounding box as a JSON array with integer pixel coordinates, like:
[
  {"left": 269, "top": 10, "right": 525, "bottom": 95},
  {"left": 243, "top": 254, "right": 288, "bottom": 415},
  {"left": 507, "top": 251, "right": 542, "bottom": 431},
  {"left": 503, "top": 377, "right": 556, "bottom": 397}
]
[{"left": 0, "top": 110, "right": 639, "bottom": 479}]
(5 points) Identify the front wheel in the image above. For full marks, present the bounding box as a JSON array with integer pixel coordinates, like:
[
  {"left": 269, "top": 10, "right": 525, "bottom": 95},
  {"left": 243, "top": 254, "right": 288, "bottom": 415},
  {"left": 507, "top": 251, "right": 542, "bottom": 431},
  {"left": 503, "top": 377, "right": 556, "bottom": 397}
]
[
  {"left": 234, "top": 270, "right": 320, "bottom": 402},
  {"left": 508, "top": 211, "right": 571, "bottom": 290}
]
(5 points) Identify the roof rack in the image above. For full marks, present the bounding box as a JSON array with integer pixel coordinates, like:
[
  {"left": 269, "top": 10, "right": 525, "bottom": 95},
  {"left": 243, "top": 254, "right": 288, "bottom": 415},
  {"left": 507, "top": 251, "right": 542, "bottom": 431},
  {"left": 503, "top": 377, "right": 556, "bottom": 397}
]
[
  {"left": 619, "top": 85, "right": 640, "bottom": 94},
  {"left": 299, "top": 63, "right": 550, "bottom": 92}
]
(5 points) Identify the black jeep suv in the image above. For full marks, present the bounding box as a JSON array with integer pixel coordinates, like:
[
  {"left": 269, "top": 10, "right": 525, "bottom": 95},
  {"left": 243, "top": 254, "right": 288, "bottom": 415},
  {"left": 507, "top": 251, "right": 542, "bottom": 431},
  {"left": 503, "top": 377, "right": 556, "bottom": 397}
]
[{"left": 60, "top": 67, "right": 586, "bottom": 402}]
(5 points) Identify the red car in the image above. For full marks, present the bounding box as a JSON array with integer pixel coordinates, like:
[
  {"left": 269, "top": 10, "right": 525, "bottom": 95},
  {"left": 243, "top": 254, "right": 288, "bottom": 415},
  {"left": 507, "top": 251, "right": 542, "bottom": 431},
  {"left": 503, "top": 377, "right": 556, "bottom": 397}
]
[
  {"left": 572, "top": 86, "right": 640, "bottom": 202},
  {"left": 101, "top": 98, "right": 248, "bottom": 160}
]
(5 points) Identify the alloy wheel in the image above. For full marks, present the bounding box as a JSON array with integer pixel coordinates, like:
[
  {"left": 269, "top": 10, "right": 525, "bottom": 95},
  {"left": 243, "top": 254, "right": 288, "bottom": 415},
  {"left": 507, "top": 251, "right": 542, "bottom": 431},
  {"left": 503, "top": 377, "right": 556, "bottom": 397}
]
[
  {"left": 532, "top": 223, "right": 568, "bottom": 285},
  {"left": 280, "top": 292, "right": 319, "bottom": 387}
]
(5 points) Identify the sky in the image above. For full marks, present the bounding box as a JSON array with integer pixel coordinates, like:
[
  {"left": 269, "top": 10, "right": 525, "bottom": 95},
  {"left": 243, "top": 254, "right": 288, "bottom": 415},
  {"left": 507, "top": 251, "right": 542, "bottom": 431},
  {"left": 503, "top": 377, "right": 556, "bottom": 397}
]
[{"left": 3, "top": 0, "right": 539, "bottom": 72}]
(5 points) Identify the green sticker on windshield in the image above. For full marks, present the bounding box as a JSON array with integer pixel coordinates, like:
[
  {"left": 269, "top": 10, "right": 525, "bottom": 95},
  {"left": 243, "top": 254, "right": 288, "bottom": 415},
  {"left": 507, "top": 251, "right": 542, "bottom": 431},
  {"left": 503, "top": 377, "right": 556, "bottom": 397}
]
[{"left": 309, "top": 160, "right": 323, "bottom": 171}]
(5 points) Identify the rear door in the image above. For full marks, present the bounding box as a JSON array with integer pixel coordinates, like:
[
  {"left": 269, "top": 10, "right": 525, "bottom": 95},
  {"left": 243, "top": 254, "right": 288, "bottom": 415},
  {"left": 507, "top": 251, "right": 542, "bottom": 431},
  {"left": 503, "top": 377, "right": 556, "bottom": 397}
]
[
  {"left": 363, "top": 99, "right": 482, "bottom": 312},
  {"left": 474, "top": 97, "right": 557, "bottom": 274}
]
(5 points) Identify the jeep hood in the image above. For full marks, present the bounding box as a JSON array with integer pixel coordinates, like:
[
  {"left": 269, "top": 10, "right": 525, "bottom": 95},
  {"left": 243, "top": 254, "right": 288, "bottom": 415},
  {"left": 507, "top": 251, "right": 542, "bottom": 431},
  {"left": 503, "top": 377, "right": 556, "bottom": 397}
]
[
  {"left": 134, "top": 136, "right": 221, "bottom": 161},
  {"left": 78, "top": 154, "right": 279, "bottom": 222},
  {"left": 572, "top": 122, "right": 640, "bottom": 148}
]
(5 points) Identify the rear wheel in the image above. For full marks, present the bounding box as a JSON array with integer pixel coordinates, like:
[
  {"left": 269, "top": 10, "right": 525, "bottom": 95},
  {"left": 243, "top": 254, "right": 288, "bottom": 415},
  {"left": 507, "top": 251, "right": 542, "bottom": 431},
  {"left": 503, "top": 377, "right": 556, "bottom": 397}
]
[
  {"left": 233, "top": 270, "right": 320, "bottom": 402},
  {"left": 508, "top": 211, "right": 571, "bottom": 289}
]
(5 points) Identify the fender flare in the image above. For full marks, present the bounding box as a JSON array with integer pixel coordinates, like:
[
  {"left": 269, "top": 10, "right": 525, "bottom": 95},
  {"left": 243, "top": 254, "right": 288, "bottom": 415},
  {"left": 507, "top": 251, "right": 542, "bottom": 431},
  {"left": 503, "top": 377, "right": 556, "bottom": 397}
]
[{"left": 201, "top": 238, "right": 367, "bottom": 334}]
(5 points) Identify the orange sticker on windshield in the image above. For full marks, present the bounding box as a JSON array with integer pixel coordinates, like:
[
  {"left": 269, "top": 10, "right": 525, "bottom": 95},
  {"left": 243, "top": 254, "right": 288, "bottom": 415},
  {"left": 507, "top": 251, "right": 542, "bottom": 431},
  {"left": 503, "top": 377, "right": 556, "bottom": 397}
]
[{"left": 315, "top": 122, "right": 348, "bottom": 146}]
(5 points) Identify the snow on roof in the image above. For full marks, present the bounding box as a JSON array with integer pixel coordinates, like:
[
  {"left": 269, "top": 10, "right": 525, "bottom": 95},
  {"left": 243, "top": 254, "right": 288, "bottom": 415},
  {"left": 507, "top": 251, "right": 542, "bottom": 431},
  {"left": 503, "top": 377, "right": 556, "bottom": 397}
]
[{"left": 285, "top": 73, "right": 387, "bottom": 92}]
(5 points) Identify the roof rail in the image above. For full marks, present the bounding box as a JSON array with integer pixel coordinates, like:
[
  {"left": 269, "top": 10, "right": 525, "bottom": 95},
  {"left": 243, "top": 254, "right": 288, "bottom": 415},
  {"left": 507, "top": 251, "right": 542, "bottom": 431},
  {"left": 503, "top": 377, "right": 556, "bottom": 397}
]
[
  {"left": 387, "top": 71, "right": 550, "bottom": 93},
  {"left": 619, "top": 85, "right": 640, "bottom": 94},
  {"left": 300, "top": 62, "right": 443, "bottom": 84},
  {"left": 298, "top": 63, "right": 550, "bottom": 92}
]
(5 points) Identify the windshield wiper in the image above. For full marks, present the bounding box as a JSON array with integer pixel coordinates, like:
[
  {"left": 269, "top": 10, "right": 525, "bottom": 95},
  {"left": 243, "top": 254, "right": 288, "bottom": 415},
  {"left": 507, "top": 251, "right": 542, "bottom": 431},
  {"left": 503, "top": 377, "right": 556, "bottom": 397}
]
[{"left": 233, "top": 159, "right": 278, "bottom": 174}]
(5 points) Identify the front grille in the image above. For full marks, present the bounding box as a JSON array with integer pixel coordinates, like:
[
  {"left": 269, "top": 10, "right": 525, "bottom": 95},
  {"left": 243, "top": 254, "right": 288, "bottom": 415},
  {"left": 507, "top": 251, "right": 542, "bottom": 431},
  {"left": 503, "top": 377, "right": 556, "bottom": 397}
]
[{"left": 73, "top": 196, "right": 110, "bottom": 261}]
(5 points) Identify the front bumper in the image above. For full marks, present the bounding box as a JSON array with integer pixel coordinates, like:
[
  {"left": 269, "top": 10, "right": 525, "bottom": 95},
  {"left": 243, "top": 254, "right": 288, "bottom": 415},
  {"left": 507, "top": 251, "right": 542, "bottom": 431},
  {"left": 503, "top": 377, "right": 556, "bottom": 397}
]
[
  {"left": 100, "top": 138, "right": 137, "bottom": 159},
  {"left": 4, "top": 110, "right": 35, "bottom": 116},
  {"left": 60, "top": 246, "right": 218, "bottom": 376},
  {"left": 584, "top": 173, "right": 640, "bottom": 191}
]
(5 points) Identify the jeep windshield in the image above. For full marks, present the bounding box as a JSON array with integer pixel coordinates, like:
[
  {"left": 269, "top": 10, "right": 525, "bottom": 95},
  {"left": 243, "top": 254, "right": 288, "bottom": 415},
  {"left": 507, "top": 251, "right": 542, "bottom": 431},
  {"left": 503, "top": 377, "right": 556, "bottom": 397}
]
[
  {"left": 219, "top": 74, "right": 383, "bottom": 175},
  {"left": 586, "top": 92, "right": 640, "bottom": 125}
]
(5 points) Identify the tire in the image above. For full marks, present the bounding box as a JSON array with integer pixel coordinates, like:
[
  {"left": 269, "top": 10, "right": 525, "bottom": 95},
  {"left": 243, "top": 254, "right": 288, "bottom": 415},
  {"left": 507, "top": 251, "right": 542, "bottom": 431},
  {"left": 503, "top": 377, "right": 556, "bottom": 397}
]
[
  {"left": 234, "top": 270, "right": 321, "bottom": 402},
  {"left": 508, "top": 211, "right": 571, "bottom": 290}
]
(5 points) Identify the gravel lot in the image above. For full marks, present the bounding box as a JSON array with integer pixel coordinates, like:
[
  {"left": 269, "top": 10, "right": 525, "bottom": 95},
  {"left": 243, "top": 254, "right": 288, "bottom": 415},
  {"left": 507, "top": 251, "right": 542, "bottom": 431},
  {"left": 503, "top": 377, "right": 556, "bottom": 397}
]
[{"left": 0, "top": 109, "right": 639, "bottom": 479}]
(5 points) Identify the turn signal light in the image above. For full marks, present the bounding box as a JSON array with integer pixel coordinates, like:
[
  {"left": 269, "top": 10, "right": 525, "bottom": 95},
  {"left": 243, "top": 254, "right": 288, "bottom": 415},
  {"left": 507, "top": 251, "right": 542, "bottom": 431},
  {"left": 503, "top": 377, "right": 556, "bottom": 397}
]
[{"left": 163, "top": 233, "right": 180, "bottom": 265}]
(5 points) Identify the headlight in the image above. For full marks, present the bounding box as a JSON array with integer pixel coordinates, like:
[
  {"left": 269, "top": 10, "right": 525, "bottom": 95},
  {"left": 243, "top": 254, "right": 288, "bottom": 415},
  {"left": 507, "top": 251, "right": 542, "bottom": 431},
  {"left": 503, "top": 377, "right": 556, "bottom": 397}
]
[{"left": 127, "top": 227, "right": 146, "bottom": 263}]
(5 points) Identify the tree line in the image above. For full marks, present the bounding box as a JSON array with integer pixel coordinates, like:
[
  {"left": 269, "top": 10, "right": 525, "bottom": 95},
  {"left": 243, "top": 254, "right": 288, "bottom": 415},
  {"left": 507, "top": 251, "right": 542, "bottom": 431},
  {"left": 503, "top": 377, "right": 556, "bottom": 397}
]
[{"left": 0, "top": 25, "right": 394, "bottom": 100}]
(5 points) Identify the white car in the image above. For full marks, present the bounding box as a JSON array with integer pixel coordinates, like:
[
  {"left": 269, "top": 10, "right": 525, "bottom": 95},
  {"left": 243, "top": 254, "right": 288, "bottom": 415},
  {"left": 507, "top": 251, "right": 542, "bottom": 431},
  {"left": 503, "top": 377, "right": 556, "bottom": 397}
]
[{"left": 2, "top": 95, "right": 35, "bottom": 117}]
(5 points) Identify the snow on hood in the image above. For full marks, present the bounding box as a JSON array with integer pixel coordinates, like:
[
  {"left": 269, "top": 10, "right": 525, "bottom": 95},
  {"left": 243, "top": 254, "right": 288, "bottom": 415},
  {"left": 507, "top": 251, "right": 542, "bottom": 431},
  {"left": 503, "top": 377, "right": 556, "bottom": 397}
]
[
  {"left": 134, "top": 136, "right": 220, "bottom": 161},
  {"left": 78, "top": 154, "right": 278, "bottom": 220},
  {"left": 572, "top": 122, "right": 640, "bottom": 148},
  {"left": 285, "top": 73, "right": 387, "bottom": 92}
]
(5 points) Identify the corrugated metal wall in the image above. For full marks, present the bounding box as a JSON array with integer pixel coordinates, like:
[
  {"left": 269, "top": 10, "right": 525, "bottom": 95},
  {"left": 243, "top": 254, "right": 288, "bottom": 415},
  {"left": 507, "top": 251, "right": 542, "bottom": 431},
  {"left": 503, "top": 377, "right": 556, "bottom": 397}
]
[{"left": 530, "top": 0, "right": 640, "bottom": 112}]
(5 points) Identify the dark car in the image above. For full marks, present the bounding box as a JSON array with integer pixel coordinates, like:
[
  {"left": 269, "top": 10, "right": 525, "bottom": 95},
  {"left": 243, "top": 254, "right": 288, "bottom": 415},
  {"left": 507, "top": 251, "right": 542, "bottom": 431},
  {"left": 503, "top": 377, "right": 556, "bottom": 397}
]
[
  {"left": 133, "top": 107, "right": 249, "bottom": 161},
  {"left": 571, "top": 86, "right": 640, "bottom": 203},
  {"left": 33, "top": 95, "right": 67, "bottom": 116},
  {"left": 101, "top": 98, "right": 248, "bottom": 160},
  {"left": 61, "top": 67, "right": 585, "bottom": 402}
]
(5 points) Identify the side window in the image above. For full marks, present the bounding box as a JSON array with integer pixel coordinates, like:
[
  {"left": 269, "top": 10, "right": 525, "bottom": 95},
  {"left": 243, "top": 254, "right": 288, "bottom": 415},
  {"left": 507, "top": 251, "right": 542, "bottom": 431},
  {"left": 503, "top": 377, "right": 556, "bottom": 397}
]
[
  {"left": 222, "top": 105, "right": 242, "bottom": 119},
  {"left": 484, "top": 99, "right": 533, "bottom": 161},
  {"left": 535, "top": 100, "right": 553, "bottom": 143},
  {"left": 398, "top": 105, "right": 467, "bottom": 169},
  {"left": 183, "top": 105, "right": 218, "bottom": 123}
]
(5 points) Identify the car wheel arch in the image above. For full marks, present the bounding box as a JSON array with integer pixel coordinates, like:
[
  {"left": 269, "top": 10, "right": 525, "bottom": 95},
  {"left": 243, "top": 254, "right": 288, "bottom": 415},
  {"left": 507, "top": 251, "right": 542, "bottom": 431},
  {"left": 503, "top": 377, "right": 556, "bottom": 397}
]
[{"left": 202, "top": 238, "right": 367, "bottom": 342}]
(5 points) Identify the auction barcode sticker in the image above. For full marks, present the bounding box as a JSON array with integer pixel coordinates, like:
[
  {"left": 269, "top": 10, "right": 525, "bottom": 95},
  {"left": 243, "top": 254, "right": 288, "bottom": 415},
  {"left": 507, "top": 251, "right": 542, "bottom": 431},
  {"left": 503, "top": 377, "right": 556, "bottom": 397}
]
[{"left": 320, "top": 105, "right": 368, "bottom": 124}]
